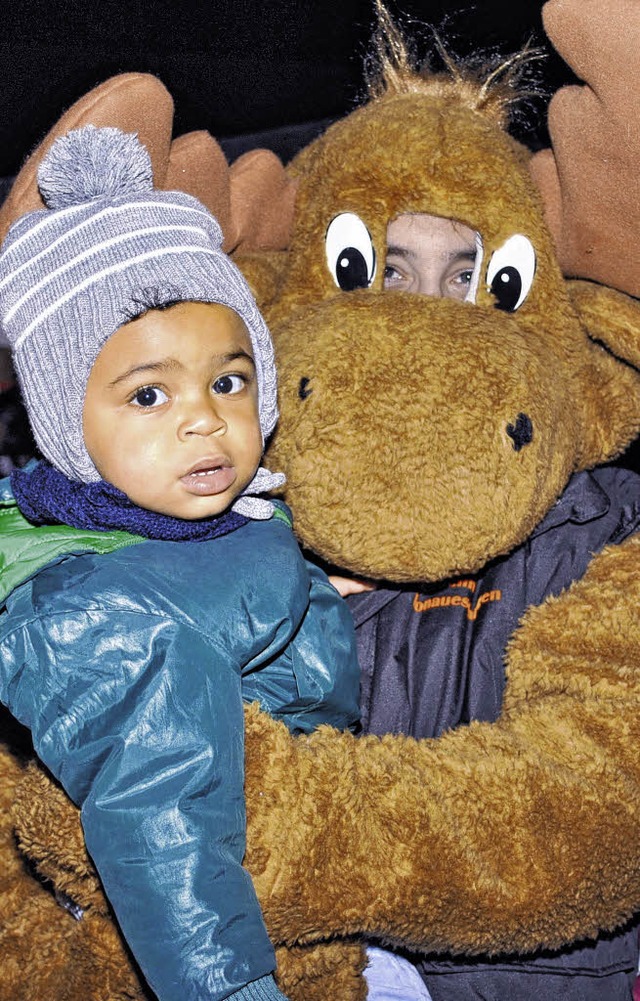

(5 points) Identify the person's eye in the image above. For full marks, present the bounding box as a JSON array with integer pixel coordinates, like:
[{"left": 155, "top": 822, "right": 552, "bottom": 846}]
[
  {"left": 453, "top": 269, "right": 473, "bottom": 286},
  {"left": 383, "top": 264, "right": 406, "bottom": 288},
  {"left": 212, "top": 374, "right": 247, "bottom": 395},
  {"left": 130, "top": 385, "right": 169, "bottom": 408}
]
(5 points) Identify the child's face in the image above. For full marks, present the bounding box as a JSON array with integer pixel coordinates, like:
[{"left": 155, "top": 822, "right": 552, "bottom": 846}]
[{"left": 83, "top": 301, "right": 262, "bottom": 520}]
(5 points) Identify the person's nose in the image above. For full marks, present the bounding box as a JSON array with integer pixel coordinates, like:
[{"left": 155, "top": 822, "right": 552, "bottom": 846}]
[
  {"left": 178, "top": 394, "right": 226, "bottom": 440},
  {"left": 415, "top": 267, "right": 443, "bottom": 299}
]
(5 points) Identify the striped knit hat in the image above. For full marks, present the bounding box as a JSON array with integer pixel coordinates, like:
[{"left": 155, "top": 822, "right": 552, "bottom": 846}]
[{"left": 0, "top": 126, "right": 283, "bottom": 517}]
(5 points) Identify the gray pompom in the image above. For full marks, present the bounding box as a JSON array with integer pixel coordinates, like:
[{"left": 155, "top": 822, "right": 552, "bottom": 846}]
[{"left": 37, "top": 125, "right": 154, "bottom": 210}]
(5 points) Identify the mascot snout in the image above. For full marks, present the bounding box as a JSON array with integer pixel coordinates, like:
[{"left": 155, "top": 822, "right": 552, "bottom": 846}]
[{"left": 270, "top": 293, "right": 574, "bottom": 581}]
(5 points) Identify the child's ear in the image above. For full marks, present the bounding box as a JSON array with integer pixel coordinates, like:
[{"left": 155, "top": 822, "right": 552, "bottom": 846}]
[{"left": 0, "top": 73, "right": 175, "bottom": 244}]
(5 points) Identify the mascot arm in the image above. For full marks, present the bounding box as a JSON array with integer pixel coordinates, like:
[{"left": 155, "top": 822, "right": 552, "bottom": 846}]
[{"left": 244, "top": 534, "right": 640, "bottom": 956}]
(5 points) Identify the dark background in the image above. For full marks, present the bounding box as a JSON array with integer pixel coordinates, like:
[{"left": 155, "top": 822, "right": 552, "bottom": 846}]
[
  {"left": 2, "top": 0, "right": 638, "bottom": 475},
  {"left": 0, "top": 0, "right": 575, "bottom": 183}
]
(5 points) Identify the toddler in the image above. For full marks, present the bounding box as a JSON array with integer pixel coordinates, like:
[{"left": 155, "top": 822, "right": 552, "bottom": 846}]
[{"left": 0, "top": 126, "right": 360, "bottom": 1001}]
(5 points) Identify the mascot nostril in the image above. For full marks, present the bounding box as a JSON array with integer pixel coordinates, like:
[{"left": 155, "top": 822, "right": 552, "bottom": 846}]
[
  {"left": 507, "top": 412, "right": 534, "bottom": 451},
  {"left": 298, "top": 377, "right": 313, "bottom": 400}
]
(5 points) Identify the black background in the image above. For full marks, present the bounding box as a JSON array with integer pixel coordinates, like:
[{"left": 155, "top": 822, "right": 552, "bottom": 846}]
[
  {"left": 0, "top": 2, "right": 637, "bottom": 471},
  {"left": 0, "top": 0, "right": 575, "bottom": 180}
]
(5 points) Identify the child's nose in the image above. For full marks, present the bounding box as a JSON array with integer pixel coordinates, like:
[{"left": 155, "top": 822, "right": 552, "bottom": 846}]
[{"left": 178, "top": 397, "right": 226, "bottom": 439}]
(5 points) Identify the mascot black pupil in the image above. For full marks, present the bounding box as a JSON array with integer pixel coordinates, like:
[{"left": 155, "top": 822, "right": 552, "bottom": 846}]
[
  {"left": 336, "top": 247, "right": 369, "bottom": 291},
  {"left": 491, "top": 266, "right": 522, "bottom": 311}
]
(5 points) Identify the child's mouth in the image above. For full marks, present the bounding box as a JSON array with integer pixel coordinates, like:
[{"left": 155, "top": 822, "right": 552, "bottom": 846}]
[{"left": 180, "top": 459, "right": 237, "bottom": 496}]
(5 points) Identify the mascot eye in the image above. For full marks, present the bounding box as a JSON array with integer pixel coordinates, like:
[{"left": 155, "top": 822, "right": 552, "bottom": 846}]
[
  {"left": 486, "top": 235, "right": 536, "bottom": 312},
  {"left": 325, "top": 213, "right": 376, "bottom": 291}
]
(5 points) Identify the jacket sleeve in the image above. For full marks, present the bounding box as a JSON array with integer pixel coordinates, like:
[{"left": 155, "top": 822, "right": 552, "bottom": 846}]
[
  {"left": 242, "top": 557, "right": 360, "bottom": 736},
  {"left": 243, "top": 534, "right": 640, "bottom": 957},
  {"left": 0, "top": 602, "right": 282, "bottom": 1001}
]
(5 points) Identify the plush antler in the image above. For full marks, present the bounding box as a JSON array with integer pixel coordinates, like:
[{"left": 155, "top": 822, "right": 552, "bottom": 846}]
[
  {"left": 0, "top": 74, "right": 174, "bottom": 245},
  {"left": 162, "top": 132, "right": 296, "bottom": 253},
  {"left": 0, "top": 73, "right": 296, "bottom": 255},
  {"left": 228, "top": 148, "right": 297, "bottom": 252},
  {"left": 530, "top": 0, "right": 640, "bottom": 298}
]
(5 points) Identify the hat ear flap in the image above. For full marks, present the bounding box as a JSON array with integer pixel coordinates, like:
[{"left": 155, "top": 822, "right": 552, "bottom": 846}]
[{"left": 567, "top": 280, "right": 640, "bottom": 468}]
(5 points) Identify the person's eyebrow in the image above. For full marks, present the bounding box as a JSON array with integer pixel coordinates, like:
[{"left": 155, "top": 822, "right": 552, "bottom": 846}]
[
  {"left": 450, "top": 247, "right": 476, "bottom": 260},
  {"left": 109, "top": 358, "right": 180, "bottom": 388},
  {"left": 108, "top": 350, "right": 255, "bottom": 388},
  {"left": 385, "top": 245, "right": 477, "bottom": 263},
  {"left": 220, "top": 352, "right": 255, "bottom": 368},
  {"left": 385, "top": 244, "right": 412, "bottom": 260},
  {"left": 447, "top": 247, "right": 477, "bottom": 263}
]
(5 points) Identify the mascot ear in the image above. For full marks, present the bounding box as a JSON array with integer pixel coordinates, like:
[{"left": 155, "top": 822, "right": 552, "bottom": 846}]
[
  {"left": 567, "top": 280, "right": 640, "bottom": 468},
  {"left": 568, "top": 281, "right": 640, "bottom": 370}
]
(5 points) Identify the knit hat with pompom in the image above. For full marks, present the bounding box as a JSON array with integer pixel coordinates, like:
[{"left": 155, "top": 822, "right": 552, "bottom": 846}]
[{"left": 0, "top": 126, "right": 283, "bottom": 518}]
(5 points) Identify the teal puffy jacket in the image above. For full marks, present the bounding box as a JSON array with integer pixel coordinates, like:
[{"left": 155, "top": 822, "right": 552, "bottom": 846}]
[{"left": 0, "top": 477, "right": 360, "bottom": 1001}]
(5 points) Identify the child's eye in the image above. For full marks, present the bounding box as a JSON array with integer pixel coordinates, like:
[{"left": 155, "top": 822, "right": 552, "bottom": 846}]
[
  {"left": 131, "top": 386, "right": 169, "bottom": 408},
  {"left": 212, "top": 374, "right": 246, "bottom": 395}
]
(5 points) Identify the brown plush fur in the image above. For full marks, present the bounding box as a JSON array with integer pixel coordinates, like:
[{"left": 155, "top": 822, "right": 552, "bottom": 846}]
[
  {"left": 242, "top": 539, "right": 640, "bottom": 955},
  {"left": 0, "top": 739, "right": 147, "bottom": 1001},
  {"left": 260, "top": 83, "right": 638, "bottom": 582},
  {"left": 1, "top": 3, "right": 640, "bottom": 999}
]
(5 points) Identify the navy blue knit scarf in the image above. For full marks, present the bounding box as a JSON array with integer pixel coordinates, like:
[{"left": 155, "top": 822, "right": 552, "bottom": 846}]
[{"left": 11, "top": 462, "right": 249, "bottom": 541}]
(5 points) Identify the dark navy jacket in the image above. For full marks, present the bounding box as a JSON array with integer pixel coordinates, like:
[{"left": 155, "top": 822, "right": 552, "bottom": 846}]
[{"left": 348, "top": 465, "right": 640, "bottom": 1001}]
